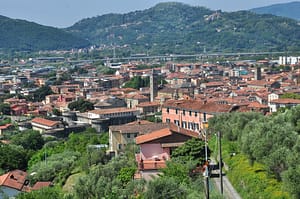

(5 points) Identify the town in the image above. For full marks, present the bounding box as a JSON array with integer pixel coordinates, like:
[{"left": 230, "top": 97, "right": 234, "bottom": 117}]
[{"left": 0, "top": 48, "right": 300, "bottom": 198}]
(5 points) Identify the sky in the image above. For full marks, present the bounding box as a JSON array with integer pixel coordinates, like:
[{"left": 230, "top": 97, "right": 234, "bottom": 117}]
[{"left": 0, "top": 0, "right": 296, "bottom": 28}]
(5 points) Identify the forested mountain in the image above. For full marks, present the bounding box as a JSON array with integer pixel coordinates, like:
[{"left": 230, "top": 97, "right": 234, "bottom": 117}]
[
  {"left": 251, "top": 1, "right": 300, "bottom": 21},
  {"left": 66, "top": 2, "right": 300, "bottom": 54},
  {"left": 0, "top": 15, "right": 90, "bottom": 51},
  {"left": 1, "top": 2, "right": 300, "bottom": 53}
]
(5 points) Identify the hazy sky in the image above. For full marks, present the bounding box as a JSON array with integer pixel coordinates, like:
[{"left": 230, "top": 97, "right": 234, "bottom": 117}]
[{"left": 0, "top": 0, "right": 296, "bottom": 28}]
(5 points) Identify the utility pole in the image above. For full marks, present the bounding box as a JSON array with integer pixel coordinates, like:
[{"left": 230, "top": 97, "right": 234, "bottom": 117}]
[
  {"left": 204, "top": 127, "right": 209, "bottom": 199},
  {"left": 218, "top": 131, "right": 223, "bottom": 194}
]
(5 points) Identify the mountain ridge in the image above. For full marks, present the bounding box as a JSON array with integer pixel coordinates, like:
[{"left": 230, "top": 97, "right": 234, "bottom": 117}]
[
  {"left": 66, "top": 2, "right": 300, "bottom": 54},
  {"left": 0, "top": 15, "right": 90, "bottom": 51},
  {"left": 250, "top": 1, "right": 300, "bottom": 21}
]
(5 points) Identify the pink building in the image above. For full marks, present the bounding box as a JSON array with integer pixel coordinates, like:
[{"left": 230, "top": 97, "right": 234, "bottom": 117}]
[
  {"left": 162, "top": 99, "right": 233, "bottom": 131},
  {"left": 135, "top": 123, "right": 199, "bottom": 171}
]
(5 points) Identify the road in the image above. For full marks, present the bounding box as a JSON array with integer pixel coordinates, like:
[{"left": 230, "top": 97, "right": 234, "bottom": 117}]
[{"left": 210, "top": 160, "right": 242, "bottom": 199}]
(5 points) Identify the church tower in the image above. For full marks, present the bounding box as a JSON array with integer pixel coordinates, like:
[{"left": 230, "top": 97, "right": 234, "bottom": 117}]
[{"left": 150, "top": 69, "right": 158, "bottom": 102}]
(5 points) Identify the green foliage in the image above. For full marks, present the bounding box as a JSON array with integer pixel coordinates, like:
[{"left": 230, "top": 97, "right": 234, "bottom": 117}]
[
  {"left": 68, "top": 99, "right": 94, "bottom": 112},
  {"left": 52, "top": 108, "right": 62, "bottom": 116},
  {"left": 16, "top": 187, "right": 64, "bottom": 199},
  {"left": 67, "top": 2, "right": 300, "bottom": 55},
  {"left": 97, "top": 66, "right": 116, "bottom": 75},
  {"left": 0, "top": 15, "right": 90, "bottom": 51},
  {"left": 0, "top": 117, "right": 11, "bottom": 125},
  {"left": 0, "top": 103, "right": 11, "bottom": 115},
  {"left": 144, "top": 177, "right": 187, "bottom": 199},
  {"left": 72, "top": 155, "right": 139, "bottom": 199},
  {"left": 123, "top": 76, "right": 149, "bottom": 89},
  {"left": 28, "top": 85, "right": 53, "bottom": 102},
  {"left": 117, "top": 167, "right": 136, "bottom": 185},
  {"left": 172, "top": 138, "right": 208, "bottom": 164},
  {"left": 0, "top": 143, "right": 28, "bottom": 171},
  {"left": 11, "top": 130, "right": 44, "bottom": 151},
  {"left": 208, "top": 108, "right": 300, "bottom": 198},
  {"left": 280, "top": 92, "right": 300, "bottom": 100},
  {"left": 28, "top": 151, "right": 81, "bottom": 185},
  {"left": 161, "top": 161, "right": 191, "bottom": 184},
  {"left": 28, "top": 141, "right": 65, "bottom": 169}
]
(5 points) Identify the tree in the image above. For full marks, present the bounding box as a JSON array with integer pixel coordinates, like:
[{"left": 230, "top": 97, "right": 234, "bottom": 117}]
[
  {"left": 73, "top": 155, "right": 138, "bottom": 199},
  {"left": 0, "top": 103, "right": 11, "bottom": 115},
  {"left": 30, "top": 85, "right": 53, "bottom": 102},
  {"left": 144, "top": 177, "right": 187, "bottom": 199},
  {"left": 11, "top": 130, "right": 44, "bottom": 151},
  {"left": 0, "top": 143, "right": 28, "bottom": 171},
  {"left": 172, "top": 138, "right": 208, "bottom": 164},
  {"left": 16, "top": 187, "right": 64, "bottom": 199},
  {"left": 68, "top": 99, "right": 94, "bottom": 112}
]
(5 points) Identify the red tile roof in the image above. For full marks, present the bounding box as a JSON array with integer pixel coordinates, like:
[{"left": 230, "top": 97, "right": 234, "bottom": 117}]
[
  {"left": 247, "top": 101, "right": 269, "bottom": 109},
  {"left": 31, "top": 117, "right": 59, "bottom": 127},
  {"left": 89, "top": 107, "right": 137, "bottom": 115},
  {"left": 0, "top": 170, "right": 27, "bottom": 191},
  {"left": 135, "top": 123, "right": 199, "bottom": 145},
  {"left": 0, "top": 123, "right": 12, "bottom": 130},
  {"left": 270, "top": 98, "right": 300, "bottom": 104},
  {"left": 31, "top": 182, "right": 52, "bottom": 190},
  {"left": 136, "top": 128, "right": 172, "bottom": 144}
]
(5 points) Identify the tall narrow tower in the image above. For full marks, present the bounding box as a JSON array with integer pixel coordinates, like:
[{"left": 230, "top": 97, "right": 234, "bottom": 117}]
[
  {"left": 150, "top": 69, "right": 158, "bottom": 102},
  {"left": 254, "top": 67, "right": 262, "bottom": 80}
]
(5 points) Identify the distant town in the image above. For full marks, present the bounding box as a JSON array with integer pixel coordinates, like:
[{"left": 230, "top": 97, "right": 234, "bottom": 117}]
[{"left": 0, "top": 48, "right": 299, "bottom": 198}]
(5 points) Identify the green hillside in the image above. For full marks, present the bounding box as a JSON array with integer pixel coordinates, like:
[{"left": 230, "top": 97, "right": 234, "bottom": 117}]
[
  {"left": 66, "top": 2, "right": 300, "bottom": 54},
  {"left": 251, "top": 1, "right": 300, "bottom": 21},
  {"left": 0, "top": 15, "right": 90, "bottom": 51}
]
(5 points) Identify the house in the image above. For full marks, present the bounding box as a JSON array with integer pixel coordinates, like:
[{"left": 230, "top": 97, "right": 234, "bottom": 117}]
[
  {"left": 0, "top": 170, "right": 28, "bottom": 198},
  {"left": 76, "top": 107, "right": 139, "bottom": 132},
  {"left": 135, "top": 124, "right": 200, "bottom": 177},
  {"left": 136, "top": 101, "right": 161, "bottom": 116},
  {"left": 269, "top": 98, "right": 300, "bottom": 112},
  {"left": 0, "top": 124, "right": 13, "bottom": 136},
  {"left": 109, "top": 122, "right": 168, "bottom": 155},
  {"left": 0, "top": 170, "right": 52, "bottom": 198},
  {"left": 162, "top": 99, "right": 233, "bottom": 131},
  {"left": 125, "top": 93, "right": 149, "bottom": 108},
  {"left": 31, "top": 117, "right": 64, "bottom": 133}
]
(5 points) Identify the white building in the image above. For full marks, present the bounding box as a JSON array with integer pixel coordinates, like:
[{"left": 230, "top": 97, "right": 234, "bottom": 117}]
[{"left": 279, "top": 56, "right": 300, "bottom": 65}]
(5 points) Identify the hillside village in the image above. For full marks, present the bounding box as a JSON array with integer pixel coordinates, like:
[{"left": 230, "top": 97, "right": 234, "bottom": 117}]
[{"left": 0, "top": 53, "right": 300, "bottom": 198}]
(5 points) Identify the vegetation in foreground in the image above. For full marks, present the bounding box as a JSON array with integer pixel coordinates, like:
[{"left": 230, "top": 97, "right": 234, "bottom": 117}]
[{"left": 208, "top": 106, "right": 300, "bottom": 199}]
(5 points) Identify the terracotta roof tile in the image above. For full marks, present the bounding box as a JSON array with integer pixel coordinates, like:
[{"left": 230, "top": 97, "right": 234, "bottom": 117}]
[
  {"left": 109, "top": 123, "right": 168, "bottom": 134},
  {"left": 31, "top": 117, "right": 59, "bottom": 127},
  {"left": 31, "top": 182, "right": 52, "bottom": 190},
  {"left": 0, "top": 170, "right": 27, "bottom": 191},
  {"left": 89, "top": 107, "right": 137, "bottom": 115},
  {"left": 271, "top": 98, "right": 300, "bottom": 104},
  {"left": 135, "top": 123, "right": 199, "bottom": 145},
  {"left": 136, "top": 128, "right": 172, "bottom": 144}
]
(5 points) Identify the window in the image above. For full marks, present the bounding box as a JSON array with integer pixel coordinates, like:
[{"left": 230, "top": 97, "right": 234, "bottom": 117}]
[
  {"left": 195, "top": 112, "right": 198, "bottom": 117},
  {"left": 189, "top": 111, "right": 192, "bottom": 116},
  {"left": 174, "top": 120, "right": 180, "bottom": 126},
  {"left": 127, "top": 134, "right": 131, "bottom": 138},
  {"left": 203, "top": 113, "right": 207, "bottom": 122},
  {"left": 167, "top": 108, "right": 169, "bottom": 113},
  {"left": 188, "top": 122, "right": 192, "bottom": 129},
  {"left": 134, "top": 133, "right": 138, "bottom": 137},
  {"left": 182, "top": 121, "right": 187, "bottom": 128},
  {"left": 195, "top": 123, "right": 199, "bottom": 130},
  {"left": 183, "top": 110, "right": 185, "bottom": 115},
  {"left": 176, "top": 109, "right": 179, "bottom": 114},
  {"left": 166, "top": 118, "right": 170, "bottom": 123}
]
